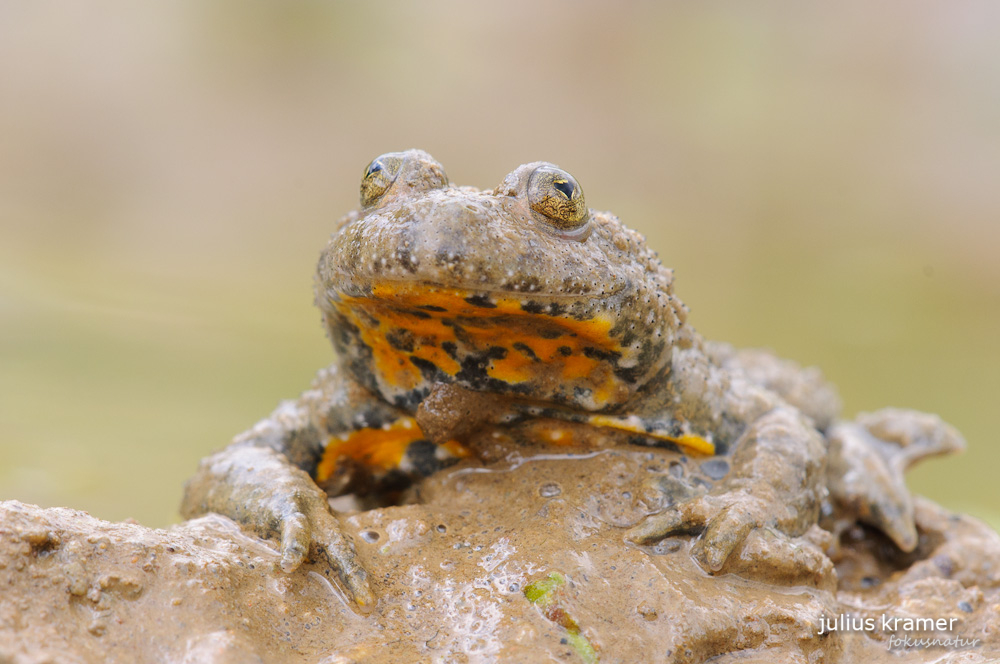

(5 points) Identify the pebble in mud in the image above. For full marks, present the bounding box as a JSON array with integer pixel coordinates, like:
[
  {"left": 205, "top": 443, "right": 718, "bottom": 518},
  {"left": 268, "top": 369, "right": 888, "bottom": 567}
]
[
  {"left": 538, "top": 483, "right": 562, "bottom": 498},
  {"left": 700, "top": 459, "right": 730, "bottom": 481}
]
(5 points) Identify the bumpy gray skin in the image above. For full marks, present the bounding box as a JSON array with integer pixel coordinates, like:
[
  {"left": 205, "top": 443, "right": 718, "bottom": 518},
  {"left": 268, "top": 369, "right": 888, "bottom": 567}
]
[
  {"left": 180, "top": 367, "right": 394, "bottom": 612},
  {"left": 182, "top": 150, "right": 963, "bottom": 609}
]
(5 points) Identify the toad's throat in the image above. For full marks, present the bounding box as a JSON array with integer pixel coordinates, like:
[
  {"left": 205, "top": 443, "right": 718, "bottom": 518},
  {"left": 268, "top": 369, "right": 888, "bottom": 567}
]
[{"left": 327, "top": 283, "right": 637, "bottom": 410}]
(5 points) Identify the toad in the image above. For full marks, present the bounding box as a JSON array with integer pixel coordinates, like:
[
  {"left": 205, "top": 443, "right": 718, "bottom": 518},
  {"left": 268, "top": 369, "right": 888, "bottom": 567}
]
[{"left": 181, "top": 150, "right": 963, "bottom": 611}]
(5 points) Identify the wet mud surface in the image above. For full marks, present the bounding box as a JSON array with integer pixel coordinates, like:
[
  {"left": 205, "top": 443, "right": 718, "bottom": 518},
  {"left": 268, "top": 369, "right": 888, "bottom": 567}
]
[{"left": 2, "top": 448, "right": 999, "bottom": 663}]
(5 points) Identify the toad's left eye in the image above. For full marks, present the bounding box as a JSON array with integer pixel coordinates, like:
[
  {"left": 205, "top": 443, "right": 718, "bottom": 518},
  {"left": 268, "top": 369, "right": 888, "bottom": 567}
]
[
  {"left": 527, "top": 166, "right": 588, "bottom": 231},
  {"left": 360, "top": 153, "right": 404, "bottom": 207}
]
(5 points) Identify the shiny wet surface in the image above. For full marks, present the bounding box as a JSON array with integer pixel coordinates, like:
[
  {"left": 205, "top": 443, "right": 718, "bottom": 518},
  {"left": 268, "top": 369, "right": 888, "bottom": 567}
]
[{"left": 3, "top": 448, "right": 998, "bottom": 663}]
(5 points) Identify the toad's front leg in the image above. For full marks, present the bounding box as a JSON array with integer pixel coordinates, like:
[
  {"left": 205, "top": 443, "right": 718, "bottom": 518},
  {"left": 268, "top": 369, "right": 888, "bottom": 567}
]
[
  {"left": 628, "top": 406, "right": 826, "bottom": 572},
  {"left": 180, "top": 366, "right": 431, "bottom": 613},
  {"left": 181, "top": 444, "right": 375, "bottom": 611}
]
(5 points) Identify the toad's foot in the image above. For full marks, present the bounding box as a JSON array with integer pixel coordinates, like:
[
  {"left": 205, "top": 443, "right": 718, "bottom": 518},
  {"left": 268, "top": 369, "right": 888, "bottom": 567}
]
[
  {"left": 181, "top": 446, "right": 375, "bottom": 612},
  {"left": 628, "top": 407, "right": 826, "bottom": 573},
  {"left": 826, "top": 408, "right": 965, "bottom": 552},
  {"left": 629, "top": 480, "right": 819, "bottom": 573}
]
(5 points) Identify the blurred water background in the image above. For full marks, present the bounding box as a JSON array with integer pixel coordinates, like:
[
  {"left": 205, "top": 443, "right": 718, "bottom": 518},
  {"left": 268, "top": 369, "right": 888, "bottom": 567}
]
[{"left": 1, "top": 2, "right": 998, "bottom": 530}]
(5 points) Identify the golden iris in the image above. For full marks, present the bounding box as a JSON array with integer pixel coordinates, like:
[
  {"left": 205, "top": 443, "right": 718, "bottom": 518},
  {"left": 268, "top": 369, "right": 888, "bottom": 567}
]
[
  {"left": 527, "top": 165, "right": 587, "bottom": 230},
  {"left": 360, "top": 153, "right": 404, "bottom": 207}
]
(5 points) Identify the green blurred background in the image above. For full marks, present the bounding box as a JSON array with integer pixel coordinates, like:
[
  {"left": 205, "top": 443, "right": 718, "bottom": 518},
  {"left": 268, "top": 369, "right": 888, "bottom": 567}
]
[{"left": 1, "top": 2, "right": 997, "bottom": 531}]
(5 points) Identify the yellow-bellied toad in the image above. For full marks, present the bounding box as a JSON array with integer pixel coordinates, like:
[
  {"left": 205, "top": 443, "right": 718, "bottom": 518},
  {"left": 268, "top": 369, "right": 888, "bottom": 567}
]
[{"left": 181, "top": 150, "right": 964, "bottom": 611}]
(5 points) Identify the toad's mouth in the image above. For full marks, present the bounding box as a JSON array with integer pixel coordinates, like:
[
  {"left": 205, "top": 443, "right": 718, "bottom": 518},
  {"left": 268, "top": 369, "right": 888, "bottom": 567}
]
[
  {"left": 324, "top": 280, "right": 635, "bottom": 407},
  {"left": 324, "top": 200, "right": 629, "bottom": 305},
  {"left": 331, "top": 276, "right": 618, "bottom": 312}
]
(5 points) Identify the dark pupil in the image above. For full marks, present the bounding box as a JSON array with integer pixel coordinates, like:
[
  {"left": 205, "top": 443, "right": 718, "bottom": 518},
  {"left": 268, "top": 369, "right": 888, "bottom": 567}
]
[
  {"left": 553, "top": 178, "right": 574, "bottom": 199},
  {"left": 367, "top": 161, "right": 383, "bottom": 177}
]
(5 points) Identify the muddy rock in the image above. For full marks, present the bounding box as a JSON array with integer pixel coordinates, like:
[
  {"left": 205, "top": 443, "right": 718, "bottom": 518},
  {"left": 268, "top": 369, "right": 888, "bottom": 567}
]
[{"left": 2, "top": 449, "right": 999, "bottom": 663}]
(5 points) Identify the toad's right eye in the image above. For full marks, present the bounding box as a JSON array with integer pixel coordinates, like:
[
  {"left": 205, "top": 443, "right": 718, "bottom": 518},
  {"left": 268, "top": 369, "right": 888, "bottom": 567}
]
[{"left": 360, "top": 153, "right": 404, "bottom": 207}]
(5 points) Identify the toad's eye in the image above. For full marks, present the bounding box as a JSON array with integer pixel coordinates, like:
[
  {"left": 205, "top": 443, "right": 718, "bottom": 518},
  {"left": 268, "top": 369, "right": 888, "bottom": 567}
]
[
  {"left": 527, "top": 166, "right": 588, "bottom": 230},
  {"left": 360, "top": 153, "right": 404, "bottom": 207}
]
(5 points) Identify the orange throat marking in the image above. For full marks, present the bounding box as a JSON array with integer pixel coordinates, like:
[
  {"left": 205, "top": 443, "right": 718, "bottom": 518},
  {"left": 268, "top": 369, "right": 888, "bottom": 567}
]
[{"left": 331, "top": 283, "right": 625, "bottom": 405}]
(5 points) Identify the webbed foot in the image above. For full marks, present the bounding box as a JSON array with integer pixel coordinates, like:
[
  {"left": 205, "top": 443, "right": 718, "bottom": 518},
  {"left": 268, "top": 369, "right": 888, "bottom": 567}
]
[
  {"left": 629, "top": 477, "right": 818, "bottom": 573},
  {"left": 181, "top": 446, "right": 375, "bottom": 612},
  {"left": 628, "top": 407, "right": 827, "bottom": 573},
  {"left": 826, "top": 408, "right": 965, "bottom": 552}
]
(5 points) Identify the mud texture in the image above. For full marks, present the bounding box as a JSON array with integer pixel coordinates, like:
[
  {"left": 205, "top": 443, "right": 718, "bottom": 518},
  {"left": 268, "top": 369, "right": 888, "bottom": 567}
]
[{"left": 2, "top": 448, "right": 999, "bottom": 664}]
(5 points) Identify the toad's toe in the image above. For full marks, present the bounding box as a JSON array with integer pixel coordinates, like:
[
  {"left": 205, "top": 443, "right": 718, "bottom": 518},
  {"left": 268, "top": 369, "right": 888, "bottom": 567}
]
[
  {"left": 827, "top": 408, "right": 964, "bottom": 552},
  {"left": 694, "top": 504, "right": 758, "bottom": 572}
]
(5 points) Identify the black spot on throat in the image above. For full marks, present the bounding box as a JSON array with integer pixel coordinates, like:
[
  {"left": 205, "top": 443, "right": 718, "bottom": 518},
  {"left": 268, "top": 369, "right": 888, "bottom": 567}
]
[
  {"left": 385, "top": 328, "right": 415, "bottom": 352},
  {"left": 409, "top": 356, "right": 447, "bottom": 382},
  {"left": 512, "top": 342, "right": 539, "bottom": 361},
  {"left": 464, "top": 294, "right": 496, "bottom": 309},
  {"left": 583, "top": 346, "right": 622, "bottom": 362}
]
